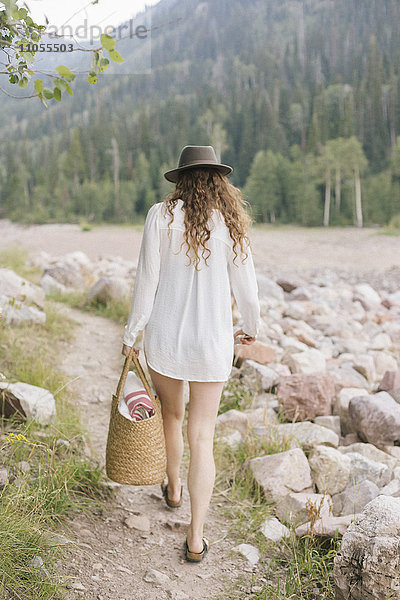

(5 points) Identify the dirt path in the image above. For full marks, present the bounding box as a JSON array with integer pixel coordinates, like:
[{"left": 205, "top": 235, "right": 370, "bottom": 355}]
[
  {"left": 54, "top": 303, "right": 251, "bottom": 600},
  {"left": 2, "top": 219, "right": 400, "bottom": 274}
]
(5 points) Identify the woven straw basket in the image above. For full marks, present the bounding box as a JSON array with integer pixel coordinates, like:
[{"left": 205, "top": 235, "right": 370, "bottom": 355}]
[{"left": 105, "top": 347, "right": 166, "bottom": 485}]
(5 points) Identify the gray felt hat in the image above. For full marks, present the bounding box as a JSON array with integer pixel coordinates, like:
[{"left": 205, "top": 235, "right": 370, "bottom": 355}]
[{"left": 164, "top": 145, "right": 233, "bottom": 183}]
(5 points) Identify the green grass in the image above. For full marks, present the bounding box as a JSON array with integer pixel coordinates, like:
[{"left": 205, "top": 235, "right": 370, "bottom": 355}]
[
  {"left": 0, "top": 299, "right": 115, "bottom": 599},
  {"left": 0, "top": 245, "right": 42, "bottom": 284},
  {"left": 45, "top": 288, "right": 131, "bottom": 325}
]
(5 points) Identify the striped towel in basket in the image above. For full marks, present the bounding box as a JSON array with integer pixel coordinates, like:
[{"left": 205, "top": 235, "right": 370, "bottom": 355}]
[{"left": 120, "top": 371, "right": 155, "bottom": 422}]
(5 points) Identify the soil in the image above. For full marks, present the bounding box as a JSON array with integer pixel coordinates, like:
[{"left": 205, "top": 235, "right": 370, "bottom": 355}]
[{"left": 53, "top": 304, "right": 253, "bottom": 600}]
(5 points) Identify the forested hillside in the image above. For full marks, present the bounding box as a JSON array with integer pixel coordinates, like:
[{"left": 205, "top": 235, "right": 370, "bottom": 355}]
[{"left": 1, "top": 0, "right": 400, "bottom": 226}]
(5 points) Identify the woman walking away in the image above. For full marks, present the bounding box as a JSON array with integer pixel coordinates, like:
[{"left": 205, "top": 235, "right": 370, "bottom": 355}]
[{"left": 122, "top": 145, "right": 261, "bottom": 562}]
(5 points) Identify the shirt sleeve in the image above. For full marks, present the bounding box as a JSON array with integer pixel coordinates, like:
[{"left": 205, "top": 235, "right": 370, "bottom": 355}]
[
  {"left": 227, "top": 241, "right": 261, "bottom": 338},
  {"left": 123, "top": 203, "right": 161, "bottom": 347}
]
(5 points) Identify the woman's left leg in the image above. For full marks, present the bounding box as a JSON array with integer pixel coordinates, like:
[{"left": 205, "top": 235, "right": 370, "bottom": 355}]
[{"left": 146, "top": 363, "right": 185, "bottom": 503}]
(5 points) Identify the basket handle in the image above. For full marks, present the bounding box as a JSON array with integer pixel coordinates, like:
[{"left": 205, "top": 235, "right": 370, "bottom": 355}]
[{"left": 115, "top": 347, "right": 156, "bottom": 404}]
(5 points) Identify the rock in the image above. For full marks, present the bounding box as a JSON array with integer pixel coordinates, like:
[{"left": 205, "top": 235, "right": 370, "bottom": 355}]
[
  {"left": 244, "top": 361, "right": 283, "bottom": 391},
  {"left": 217, "top": 430, "right": 242, "bottom": 447},
  {"left": 278, "top": 373, "right": 336, "bottom": 421},
  {"left": 308, "top": 446, "right": 351, "bottom": 495},
  {"left": 256, "top": 275, "right": 284, "bottom": 304},
  {"left": 313, "top": 415, "right": 341, "bottom": 436},
  {"left": 328, "top": 364, "right": 370, "bottom": 391},
  {"left": 378, "top": 368, "right": 400, "bottom": 392},
  {"left": 15, "top": 460, "right": 30, "bottom": 473},
  {"left": 276, "top": 422, "right": 339, "bottom": 449},
  {"left": 40, "top": 273, "right": 67, "bottom": 294},
  {"left": 351, "top": 354, "right": 376, "bottom": 383},
  {"left": 333, "top": 387, "right": 368, "bottom": 435},
  {"left": 370, "top": 332, "right": 392, "bottom": 351},
  {"left": 143, "top": 568, "right": 171, "bottom": 585},
  {"left": 215, "top": 409, "right": 248, "bottom": 435},
  {"left": 333, "top": 496, "right": 400, "bottom": 600},
  {"left": 234, "top": 341, "right": 276, "bottom": 365},
  {"left": 338, "top": 443, "right": 400, "bottom": 472},
  {"left": 0, "top": 295, "right": 46, "bottom": 325},
  {"left": 380, "top": 479, "right": 400, "bottom": 497},
  {"left": 353, "top": 283, "right": 382, "bottom": 310},
  {"left": 285, "top": 349, "right": 326, "bottom": 375},
  {"left": 344, "top": 452, "right": 392, "bottom": 489},
  {"left": 349, "top": 391, "right": 400, "bottom": 448},
  {"left": 276, "top": 492, "right": 332, "bottom": 526},
  {"left": 44, "top": 264, "right": 86, "bottom": 289},
  {"left": 0, "top": 381, "right": 56, "bottom": 425},
  {"left": 247, "top": 448, "right": 312, "bottom": 503},
  {"left": 86, "top": 276, "right": 131, "bottom": 305},
  {"left": 277, "top": 278, "right": 302, "bottom": 293},
  {"left": 67, "top": 581, "right": 86, "bottom": 591},
  {"left": 333, "top": 480, "right": 380, "bottom": 516},
  {"left": 0, "top": 267, "right": 45, "bottom": 308},
  {"left": 124, "top": 515, "right": 151, "bottom": 532},
  {"left": 259, "top": 517, "right": 290, "bottom": 543},
  {"left": 295, "top": 514, "right": 357, "bottom": 538},
  {"left": 284, "top": 301, "right": 310, "bottom": 321},
  {"left": 0, "top": 468, "right": 9, "bottom": 489},
  {"left": 233, "top": 543, "right": 260, "bottom": 566}
]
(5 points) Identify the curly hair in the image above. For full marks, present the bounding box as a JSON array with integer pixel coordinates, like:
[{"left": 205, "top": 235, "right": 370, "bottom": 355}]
[{"left": 162, "top": 167, "right": 253, "bottom": 270}]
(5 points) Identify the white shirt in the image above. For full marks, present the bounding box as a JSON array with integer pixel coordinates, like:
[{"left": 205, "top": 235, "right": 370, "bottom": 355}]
[{"left": 123, "top": 200, "right": 261, "bottom": 382}]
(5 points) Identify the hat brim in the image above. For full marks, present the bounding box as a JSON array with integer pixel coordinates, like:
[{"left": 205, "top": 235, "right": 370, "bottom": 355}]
[{"left": 164, "top": 163, "right": 233, "bottom": 183}]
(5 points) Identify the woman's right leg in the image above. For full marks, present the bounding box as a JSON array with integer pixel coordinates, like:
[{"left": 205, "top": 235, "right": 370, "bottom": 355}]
[{"left": 186, "top": 380, "right": 225, "bottom": 553}]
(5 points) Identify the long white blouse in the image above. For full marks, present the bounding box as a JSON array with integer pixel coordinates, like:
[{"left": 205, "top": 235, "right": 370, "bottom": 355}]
[{"left": 123, "top": 200, "right": 261, "bottom": 382}]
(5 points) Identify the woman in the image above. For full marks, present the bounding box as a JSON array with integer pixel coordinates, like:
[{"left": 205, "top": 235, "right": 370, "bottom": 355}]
[{"left": 121, "top": 145, "right": 260, "bottom": 562}]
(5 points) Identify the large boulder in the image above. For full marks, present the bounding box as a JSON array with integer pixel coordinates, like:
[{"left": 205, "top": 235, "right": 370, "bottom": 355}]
[
  {"left": 0, "top": 295, "right": 46, "bottom": 325},
  {"left": 276, "top": 492, "right": 332, "bottom": 526},
  {"left": 308, "top": 445, "right": 351, "bottom": 495},
  {"left": 333, "top": 496, "right": 400, "bottom": 599},
  {"left": 349, "top": 392, "right": 400, "bottom": 448},
  {"left": 234, "top": 341, "right": 276, "bottom": 366},
  {"left": 284, "top": 349, "right": 326, "bottom": 375},
  {"left": 278, "top": 373, "right": 336, "bottom": 421},
  {"left": 0, "top": 381, "right": 56, "bottom": 425},
  {"left": 344, "top": 452, "right": 392, "bottom": 489},
  {"left": 333, "top": 388, "right": 370, "bottom": 436},
  {"left": 0, "top": 267, "right": 45, "bottom": 309},
  {"left": 332, "top": 480, "right": 380, "bottom": 516},
  {"left": 86, "top": 277, "right": 131, "bottom": 304},
  {"left": 247, "top": 448, "right": 312, "bottom": 503},
  {"left": 275, "top": 422, "right": 339, "bottom": 450}
]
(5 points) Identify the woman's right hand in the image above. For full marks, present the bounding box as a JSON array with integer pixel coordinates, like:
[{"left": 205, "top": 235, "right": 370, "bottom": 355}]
[
  {"left": 122, "top": 344, "right": 140, "bottom": 357},
  {"left": 233, "top": 329, "right": 256, "bottom": 345}
]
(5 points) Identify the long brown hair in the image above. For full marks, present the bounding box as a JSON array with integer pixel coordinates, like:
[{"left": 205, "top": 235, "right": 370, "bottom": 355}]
[{"left": 162, "top": 167, "right": 252, "bottom": 270}]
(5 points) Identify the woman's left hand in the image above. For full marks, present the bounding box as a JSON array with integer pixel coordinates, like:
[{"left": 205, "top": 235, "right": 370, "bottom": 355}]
[
  {"left": 122, "top": 344, "right": 140, "bottom": 357},
  {"left": 233, "top": 329, "right": 256, "bottom": 345}
]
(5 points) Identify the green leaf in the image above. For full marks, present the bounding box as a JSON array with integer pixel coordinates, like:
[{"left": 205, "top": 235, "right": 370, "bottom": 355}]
[
  {"left": 18, "top": 8, "right": 28, "bottom": 20},
  {"left": 34, "top": 79, "right": 43, "bottom": 93},
  {"left": 54, "top": 78, "right": 67, "bottom": 91},
  {"left": 88, "top": 74, "right": 98, "bottom": 85},
  {"left": 101, "top": 34, "right": 116, "bottom": 51},
  {"left": 31, "top": 31, "right": 40, "bottom": 42},
  {"left": 43, "top": 88, "right": 54, "bottom": 99},
  {"left": 65, "top": 83, "right": 73, "bottom": 96},
  {"left": 56, "top": 65, "right": 73, "bottom": 78},
  {"left": 18, "top": 77, "right": 28, "bottom": 88},
  {"left": 53, "top": 87, "right": 62, "bottom": 102},
  {"left": 99, "top": 58, "right": 109, "bottom": 71},
  {"left": 109, "top": 48, "right": 123, "bottom": 63}
]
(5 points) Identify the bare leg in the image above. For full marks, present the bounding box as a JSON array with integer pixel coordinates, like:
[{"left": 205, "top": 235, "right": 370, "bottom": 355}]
[
  {"left": 147, "top": 363, "right": 185, "bottom": 502},
  {"left": 186, "top": 380, "right": 225, "bottom": 553}
]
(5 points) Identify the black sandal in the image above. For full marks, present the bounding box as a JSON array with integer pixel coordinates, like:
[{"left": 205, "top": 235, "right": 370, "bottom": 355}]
[
  {"left": 160, "top": 481, "right": 183, "bottom": 508},
  {"left": 185, "top": 537, "right": 209, "bottom": 562}
]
